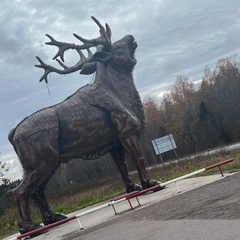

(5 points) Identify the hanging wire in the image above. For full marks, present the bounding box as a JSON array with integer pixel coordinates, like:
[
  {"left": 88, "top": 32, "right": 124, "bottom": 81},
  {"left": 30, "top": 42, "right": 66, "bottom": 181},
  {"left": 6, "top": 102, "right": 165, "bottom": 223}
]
[
  {"left": 45, "top": 73, "right": 94, "bottom": 100},
  {"left": 46, "top": 75, "right": 52, "bottom": 99},
  {"left": 88, "top": 72, "right": 95, "bottom": 85}
]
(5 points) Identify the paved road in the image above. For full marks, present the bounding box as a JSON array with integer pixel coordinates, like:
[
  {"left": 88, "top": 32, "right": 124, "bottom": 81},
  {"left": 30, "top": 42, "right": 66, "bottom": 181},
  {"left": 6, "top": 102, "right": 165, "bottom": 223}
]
[
  {"left": 63, "top": 172, "right": 240, "bottom": 240},
  {"left": 5, "top": 172, "right": 240, "bottom": 240}
]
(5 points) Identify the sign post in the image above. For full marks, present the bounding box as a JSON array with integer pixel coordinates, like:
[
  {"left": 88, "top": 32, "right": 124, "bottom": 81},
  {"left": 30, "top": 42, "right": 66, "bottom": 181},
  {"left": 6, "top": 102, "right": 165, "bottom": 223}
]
[{"left": 151, "top": 134, "right": 178, "bottom": 162}]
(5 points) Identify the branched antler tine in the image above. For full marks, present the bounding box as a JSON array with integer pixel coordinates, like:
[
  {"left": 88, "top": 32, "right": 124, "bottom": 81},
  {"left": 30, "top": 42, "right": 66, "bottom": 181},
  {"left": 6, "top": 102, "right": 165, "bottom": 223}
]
[
  {"left": 75, "top": 49, "right": 87, "bottom": 66},
  {"left": 54, "top": 48, "right": 92, "bottom": 73},
  {"left": 77, "top": 48, "right": 94, "bottom": 62},
  {"left": 45, "top": 34, "right": 64, "bottom": 61},
  {"left": 77, "top": 49, "right": 86, "bottom": 59},
  {"left": 91, "top": 16, "right": 106, "bottom": 34},
  {"left": 72, "top": 33, "right": 86, "bottom": 43},
  {"left": 55, "top": 59, "right": 68, "bottom": 69},
  {"left": 45, "top": 34, "right": 79, "bottom": 61},
  {"left": 35, "top": 56, "right": 52, "bottom": 83},
  {"left": 35, "top": 46, "right": 94, "bottom": 83},
  {"left": 53, "top": 48, "right": 66, "bottom": 62},
  {"left": 35, "top": 56, "right": 44, "bottom": 67},
  {"left": 73, "top": 33, "right": 105, "bottom": 47},
  {"left": 91, "top": 16, "right": 111, "bottom": 45},
  {"left": 105, "top": 23, "right": 112, "bottom": 38},
  {"left": 73, "top": 17, "right": 112, "bottom": 49},
  {"left": 86, "top": 48, "right": 93, "bottom": 59},
  {"left": 45, "top": 33, "right": 55, "bottom": 43},
  {"left": 35, "top": 17, "right": 111, "bottom": 84}
]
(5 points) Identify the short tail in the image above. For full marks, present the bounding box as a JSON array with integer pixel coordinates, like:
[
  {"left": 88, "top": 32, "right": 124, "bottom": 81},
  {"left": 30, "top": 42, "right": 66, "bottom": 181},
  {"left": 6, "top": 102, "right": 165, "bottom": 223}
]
[
  {"left": 8, "top": 128, "right": 16, "bottom": 145},
  {"left": 8, "top": 128, "right": 19, "bottom": 155}
]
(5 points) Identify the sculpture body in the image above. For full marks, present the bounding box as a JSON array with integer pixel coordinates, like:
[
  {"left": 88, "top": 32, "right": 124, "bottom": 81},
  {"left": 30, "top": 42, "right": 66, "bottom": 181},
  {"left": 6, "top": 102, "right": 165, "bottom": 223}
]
[{"left": 8, "top": 17, "right": 160, "bottom": 233}]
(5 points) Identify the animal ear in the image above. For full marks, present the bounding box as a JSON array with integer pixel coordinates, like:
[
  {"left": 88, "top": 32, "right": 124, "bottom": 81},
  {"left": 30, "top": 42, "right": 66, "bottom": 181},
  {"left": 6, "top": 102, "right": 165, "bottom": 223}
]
[
  {"left": 93, "top": 51, "right": 112, "bottom": 62},
  {"left": 80, "top": 62, "right": 96, "bottom": 75}
]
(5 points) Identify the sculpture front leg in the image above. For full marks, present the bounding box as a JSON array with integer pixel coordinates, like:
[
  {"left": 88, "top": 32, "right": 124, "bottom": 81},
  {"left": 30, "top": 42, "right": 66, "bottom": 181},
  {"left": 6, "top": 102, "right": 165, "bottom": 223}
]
[
  {"left": 121, "top": 135, "right": 164, "bottom": 192},
  {"left": 110, "top": 147, "right": 143, "bottom": 193}
]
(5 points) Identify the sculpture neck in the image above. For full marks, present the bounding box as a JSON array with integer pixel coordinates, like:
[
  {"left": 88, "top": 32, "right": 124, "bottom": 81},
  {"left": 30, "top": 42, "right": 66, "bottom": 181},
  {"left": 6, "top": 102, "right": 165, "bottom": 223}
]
[{"left": 94, "top": 63, "right": 145, "bottom": 129}]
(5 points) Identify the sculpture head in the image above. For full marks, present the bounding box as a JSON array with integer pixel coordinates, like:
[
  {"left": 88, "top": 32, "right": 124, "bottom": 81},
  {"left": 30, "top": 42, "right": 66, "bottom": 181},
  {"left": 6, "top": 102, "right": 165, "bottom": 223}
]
[
  {"left": 35, "top": 17, "right": 138, "bottom": 81},
  {"left": 93, "top": 35, "right": 137, "bottom": 73}
]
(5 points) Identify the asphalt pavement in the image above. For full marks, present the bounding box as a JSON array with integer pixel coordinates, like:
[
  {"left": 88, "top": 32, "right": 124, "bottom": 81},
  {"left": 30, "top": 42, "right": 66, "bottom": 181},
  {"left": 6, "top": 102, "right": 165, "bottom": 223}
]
[{"left": 4, "top": 171, "right": 240, "bottom": 240}]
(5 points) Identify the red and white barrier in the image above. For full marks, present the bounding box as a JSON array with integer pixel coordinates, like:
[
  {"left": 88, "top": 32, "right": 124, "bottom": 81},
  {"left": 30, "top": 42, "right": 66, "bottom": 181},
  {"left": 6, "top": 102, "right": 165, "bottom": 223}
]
[
  {"left": 15, "top": 198, "right": 129, "bottom": 239},
  {"left": 15, "top": 158, "right": 234, "bottom": 239},
  {"left": 114, "top": 158, "right": 234, "bottom": 196},
  {"left": 16, "top": 216, "right": 77, "bottom": 239},
  {"left": 157, "top": 158, "right": 233, "bottom": 192}
]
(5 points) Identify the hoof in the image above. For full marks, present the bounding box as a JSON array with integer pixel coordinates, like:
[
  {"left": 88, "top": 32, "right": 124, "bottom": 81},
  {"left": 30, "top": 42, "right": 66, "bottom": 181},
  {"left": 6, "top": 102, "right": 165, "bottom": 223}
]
[
  {"left": 43, "top": 213, "right": 67, "bottom": 226},
  {"left": 126, "top": 183, "right": 143, "bottom": 193},
  {"left": 18, "top": 219, "right": 43, "bottom": 235},
  {"left": 151, "top": 180, "right": 166, "bottom": 192},
  {"left": 142, "top": 179, "right": 166, "bottom": 191}
]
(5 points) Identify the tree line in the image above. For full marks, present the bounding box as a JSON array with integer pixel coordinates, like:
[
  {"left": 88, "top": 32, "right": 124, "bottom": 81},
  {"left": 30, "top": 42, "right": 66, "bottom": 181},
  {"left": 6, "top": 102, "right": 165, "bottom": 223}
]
[{"left": 144, "top": 54, "right": 240, "bottom": 157}]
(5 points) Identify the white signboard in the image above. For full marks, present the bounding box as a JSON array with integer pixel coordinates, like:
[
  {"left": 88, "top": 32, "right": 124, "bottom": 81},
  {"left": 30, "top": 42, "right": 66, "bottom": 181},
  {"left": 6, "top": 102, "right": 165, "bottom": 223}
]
[{"left": 152, "top": 134, "right": 177, "bottom": 155}]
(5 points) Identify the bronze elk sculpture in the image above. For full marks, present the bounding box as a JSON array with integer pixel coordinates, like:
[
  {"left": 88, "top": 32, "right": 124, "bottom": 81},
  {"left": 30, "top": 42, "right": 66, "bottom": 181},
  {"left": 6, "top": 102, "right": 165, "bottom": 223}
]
[{"left": 8, "top": 16, "right": 162, "bottom": 234}]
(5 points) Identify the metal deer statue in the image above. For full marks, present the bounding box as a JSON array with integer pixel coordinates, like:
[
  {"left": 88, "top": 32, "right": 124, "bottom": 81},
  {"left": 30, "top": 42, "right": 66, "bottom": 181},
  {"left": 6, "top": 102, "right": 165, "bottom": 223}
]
[{"left": 8, "top": 17, "right": 162, "bottom": 234}]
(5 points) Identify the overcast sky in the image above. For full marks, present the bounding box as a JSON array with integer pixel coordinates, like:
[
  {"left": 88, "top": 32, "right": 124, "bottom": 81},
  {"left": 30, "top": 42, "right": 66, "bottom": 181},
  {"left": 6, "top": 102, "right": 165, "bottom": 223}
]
[{"left": 1, "top": 0, "right": 240, "bottom": 181}]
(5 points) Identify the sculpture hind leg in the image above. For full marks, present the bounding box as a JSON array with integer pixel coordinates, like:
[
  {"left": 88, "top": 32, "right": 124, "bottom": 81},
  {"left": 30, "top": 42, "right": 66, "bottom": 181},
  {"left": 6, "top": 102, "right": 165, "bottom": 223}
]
[
  {"left": 110, "top": 147, "right": 142, "bottom": 193},
  {"left": 31, "top": 168, "right": 67, "bottom": 226},
  {"left": 13, "top": 157, "right": 61, "bottom": 234},
  {"left": 12, "top": 128, "right": 61, "bottom": 233},
  {"left": 12, "top": 170, "right": 43, "bottom": 234}
]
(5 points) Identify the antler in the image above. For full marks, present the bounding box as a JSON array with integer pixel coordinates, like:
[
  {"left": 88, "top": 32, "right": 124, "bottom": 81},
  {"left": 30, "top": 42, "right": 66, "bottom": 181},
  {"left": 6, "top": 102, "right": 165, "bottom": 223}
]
[{"left": 35, "top": 16, "right": 112, "bottom": 83}]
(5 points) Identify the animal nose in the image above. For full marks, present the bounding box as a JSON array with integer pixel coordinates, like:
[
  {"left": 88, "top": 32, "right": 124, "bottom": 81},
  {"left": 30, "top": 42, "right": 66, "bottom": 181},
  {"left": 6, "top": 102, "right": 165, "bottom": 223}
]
[
  {"left": 127, "top": 35, "right": 134, "bottom": 40},
  {"left": 125, "top": 35, "right": 135, "bottom": 43}
]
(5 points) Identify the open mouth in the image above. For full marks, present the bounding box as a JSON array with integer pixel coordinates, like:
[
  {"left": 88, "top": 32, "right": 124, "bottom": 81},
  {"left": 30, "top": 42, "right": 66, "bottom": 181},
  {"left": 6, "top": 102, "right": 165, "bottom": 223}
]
[
  {"left": 132, "top": 41, "right": 138, "bottom": 50},
  {"left": 130, "top": 41, "right": 138, "bottom": 57}
]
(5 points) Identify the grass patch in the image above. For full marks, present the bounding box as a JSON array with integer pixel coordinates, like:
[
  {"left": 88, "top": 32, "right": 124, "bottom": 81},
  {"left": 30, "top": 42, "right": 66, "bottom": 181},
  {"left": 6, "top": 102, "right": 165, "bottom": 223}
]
[{"left": 147, "top": 147, "right": 240, "bottom": 182}]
